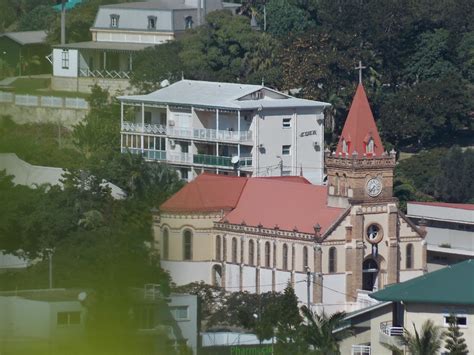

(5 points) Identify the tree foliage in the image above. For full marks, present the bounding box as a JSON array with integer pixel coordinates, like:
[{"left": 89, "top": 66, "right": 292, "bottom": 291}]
[{"left": 444, "top": 317, "right": 468, "bottom": 355}]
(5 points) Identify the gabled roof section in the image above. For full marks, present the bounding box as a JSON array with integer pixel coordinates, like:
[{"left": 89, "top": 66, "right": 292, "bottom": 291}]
[
  {"left": 223, "top": 179, "right": 345, "bottom": 234},
  {"left": 118, "top": 80, "right": 330, "bottom": 110},
  {"left": 336, "top": 84, "right": 384, "bottom": 156},
  {"left": 160, "top": 173, "right": 248, "bottom": 213},
  {"left": 370, "top": 259, "right": 474, "bottom": 305}
]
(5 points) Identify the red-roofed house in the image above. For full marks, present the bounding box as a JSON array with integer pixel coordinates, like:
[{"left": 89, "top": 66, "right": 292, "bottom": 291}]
[{"left": 156, "top": 84, "right": 426, "bottom": 315}]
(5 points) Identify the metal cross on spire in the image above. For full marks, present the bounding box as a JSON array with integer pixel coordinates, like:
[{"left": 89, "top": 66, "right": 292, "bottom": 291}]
[{"left": 355, "top": 60, "right": 366, "bottom": 84}]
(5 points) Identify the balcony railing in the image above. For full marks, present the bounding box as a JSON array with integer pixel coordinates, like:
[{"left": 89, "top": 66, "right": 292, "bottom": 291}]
[
  {"left": 379, "top": 321, "right": 404, "bottom": 348},
  {"left": 168, "top": 151, "right": 192, "bottom": 164},
  {"left": 351, "top": 345, "right": 371, "bottom": 355},
  {"left": 79, "top": 68, "right": 130, "bottom": 79},
  {"left": 169, "top": 127, "right": 253, "bottom": 143},
  {"left": 122, "top": 148, "right": 166, "bottom": 162},
  {"left": 122, "top": 122, "right": 166, "bottom": 134},
  {"left": 193, "top": 154, "right": 252, "bottom": 168}
]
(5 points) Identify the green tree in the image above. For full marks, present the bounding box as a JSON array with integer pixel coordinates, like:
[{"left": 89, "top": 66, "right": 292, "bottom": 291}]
[
  {"left": 17, "top": 5, "right": 55, "bottom": 31},
  {"left": 389, "top": 320, "right": 446, "bottom": 355},
  {"left": 445, "top": 317, "right": 468, "bottom": 355},
  {"left": 265, "top": 0, "right": 314, "bottom": 39},
  {"left": 300, "top": 306, "right": 349, "bottom": 355}
]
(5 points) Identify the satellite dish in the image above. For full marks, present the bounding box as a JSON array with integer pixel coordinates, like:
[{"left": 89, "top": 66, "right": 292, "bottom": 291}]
[
  {"left": 78, "top": 292, "right": 87, "bottom": 302},
  {"left": 231, "top": 156, "right": 240, "bottom": 164},
  {"left": 160, "top": 79, "right": 170, "bottom": 87}
]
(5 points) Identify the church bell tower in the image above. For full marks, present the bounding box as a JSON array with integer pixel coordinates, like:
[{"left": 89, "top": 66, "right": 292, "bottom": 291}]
[{"left": 325, "top": 84, "right": 396, "bottom": 208}]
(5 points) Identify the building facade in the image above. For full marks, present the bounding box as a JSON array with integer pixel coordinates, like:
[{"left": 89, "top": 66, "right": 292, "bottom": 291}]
[
  {"left": 119, "top": 79, "right": 329, "bottom": 184},
  {"left": 406, "top": 201, "right": 474, "bottom": 271},
  {"left": 51, "top": 0, "right": 239, "bottom": 93},
  {"left": 156, "top": 84, "right": 427, "bottom": 313}
]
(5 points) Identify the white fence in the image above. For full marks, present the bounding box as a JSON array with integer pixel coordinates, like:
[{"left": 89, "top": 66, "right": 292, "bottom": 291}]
[{"left": 0, "top": 91, "right": 88, "bottom": 110}]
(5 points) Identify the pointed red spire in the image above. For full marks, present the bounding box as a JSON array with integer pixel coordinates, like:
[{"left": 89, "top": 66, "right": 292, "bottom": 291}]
[{"left": 335, "top": 84, "right": 384, "bottom": 157}]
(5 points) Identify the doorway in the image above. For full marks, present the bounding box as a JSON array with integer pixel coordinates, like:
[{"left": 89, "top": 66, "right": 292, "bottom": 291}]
[{"left": 362, "top": 258, "right": 379, "bottom": 291}]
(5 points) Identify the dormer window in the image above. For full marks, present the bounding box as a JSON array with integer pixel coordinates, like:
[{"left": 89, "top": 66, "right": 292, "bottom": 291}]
[
  {"left": 251, "top": 90, "right": 263, "bottom": 100},
  {"left": 185, "top": 16, "right": 193, "bottom": 29},
  {"left": 366, "top": 138, "right": 374, "bottom": 154},
  {"left": 148, "top": 16, "right": 157, "bottom": 30},
  {"left": 110, "top": 14, "right": 120, "bottom": 28},
  {"left": 342, "top": 139, "right": 348, "bottom": 154}
]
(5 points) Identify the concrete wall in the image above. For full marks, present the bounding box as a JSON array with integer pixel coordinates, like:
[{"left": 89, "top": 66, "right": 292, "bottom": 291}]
[
  {"left": 0, "top": 103, "right": 86, "bottom": 129},
  {"left": 51, "top": 76, "right": 131, "bottom": 95},
  {"left": 169, "top": 294, "right": 198, "bottom": 355}
]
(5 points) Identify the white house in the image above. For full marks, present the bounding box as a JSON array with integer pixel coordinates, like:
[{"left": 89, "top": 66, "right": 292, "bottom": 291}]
[
  {"left": 118, "top": 79, "right": 330, "bottom": 184},
  {"left": 51, "top": 0, "right": 240, "bottom": 93},
  {"left": 406, "top": 201, "right": 474, "bottom": 271}
]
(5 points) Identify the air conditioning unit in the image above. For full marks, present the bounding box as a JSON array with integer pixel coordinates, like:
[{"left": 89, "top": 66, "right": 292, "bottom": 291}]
[{"left": 169, "top": 120, "right": 175, "bottom": 127}]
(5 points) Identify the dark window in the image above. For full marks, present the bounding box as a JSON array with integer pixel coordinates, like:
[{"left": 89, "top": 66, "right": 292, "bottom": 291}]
[
  {"left": 61, "top": 50, "right": 69, "bottom": 69},
  {"left": 406, "top": 243, "right": 413, "bottom": 269},
  {"left": 183, "top": 230, "right": 192, "bottom": 260},
  {"left": 265, "top": 242, "right": 271, "bottom": 268},
  {"left": 185, "top": 16, "right": 193, "bottom": 29},
  {"left": 248, "top": 239, "right": 254, "bottom": 266},
  {"left": 57, "top": 312, "right": 81, "bottom": 326},
  {"left": 282, "top": 145, "right": 291, "bottom": 155},
  {"left": 144, "top": 111, "right": 152, "bottom": 124},
  {"left": 215, "top": 235, "right": 221, "bottom": 261},
  {"left": 110, "top": 14, "right": 120, "bottom": 28},
  {"left": 148, "top": 16, "right": 157, "bottom": 30},
  {"left": 162, "top": 228, "right": 169, "bottom": 260},
  {"left": 329, "top": 247, "right": 337, "bottom": 273},
  {"left": 282, "top": 118, "right": 291, "bottom": 128},
  {"left": 232, "top": 237, "right": 237, "bottom": 263},
  {"left": 223, "top": 237, "right": 227, "bottom": 262},
  {"left": 303, "top": 246, "right": 308, "bottom": 269},
  {"left": 282, "top": 244, "right": 288, "bottom": 270}
]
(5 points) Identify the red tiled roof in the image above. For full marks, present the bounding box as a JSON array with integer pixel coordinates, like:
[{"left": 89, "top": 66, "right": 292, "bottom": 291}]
[
  {"left": 160, "top": 174, "right": 345, "bottom": 233},
  {"left": 223, "top": 178, "right": 345, "bottom": 234},
  {"left": 409, "top": 201, "right": 474, "bottom": 211},
  {"left": 259, "top": 176, "right": 312, "bottom": 184},
  {"left": 336, "top": 84, "right": 384, "bottom": 157},
  {"left": 160, "top": 173, "right": 248, "bottom": 213}
]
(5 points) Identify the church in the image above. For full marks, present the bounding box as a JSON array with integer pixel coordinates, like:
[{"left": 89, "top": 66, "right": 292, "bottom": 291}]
[{"left": 155, "top": 83, "right": 427, "bottom": 313}]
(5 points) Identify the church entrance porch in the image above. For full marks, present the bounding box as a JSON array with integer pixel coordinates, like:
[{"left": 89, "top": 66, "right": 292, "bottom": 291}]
[{"left": 362, "top": 258, "right": 379, "bottom": 291}]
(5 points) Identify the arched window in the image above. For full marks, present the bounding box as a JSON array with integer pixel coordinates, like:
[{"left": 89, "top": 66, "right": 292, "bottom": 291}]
[
  {"left": 183, "top": 230, "right": 193, "bottom": 260},
  {"left": 406, "top": 244, "right": 413, "bottom": 269},
  {"left": 265, "top": 242, "right": 271, "bottom": 268},
  {"left": 162, "top": 228, "right": 169, "bottom": 260},
  {"left": 212, "top": 265, "right": 222, "bottom": 287},
  {"left": 223, "top": 237, "right": 227, "bottom": 262},
  {"left": 282, "top": 244, "right": 288, "bottom": 271},
  {"left": 232, "top": 237, "right": 238, "bottom": 263},
  {"left": 303, "top": 246, "right": 308, "bottom": 270},
  {"left": 248, "top": 240, "right": 255, "bottom": 266},
  {"left": 215, "top": 235, "right": 221, "bottom": 261},
  {"left": 329, "top": 247, "right": 337, "bottom": 273}
]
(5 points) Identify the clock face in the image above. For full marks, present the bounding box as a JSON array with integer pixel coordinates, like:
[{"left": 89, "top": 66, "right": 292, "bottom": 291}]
[{"left": 366, "top": 178, "right": 382, "bottom": 197}]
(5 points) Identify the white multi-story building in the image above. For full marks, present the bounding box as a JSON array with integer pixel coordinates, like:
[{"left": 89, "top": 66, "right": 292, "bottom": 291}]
[
  {"left": 118, "top": 79, "right": 330, "bottom": 184},
  {"left": 51, "top": 0, "right": 239, "bottom": 93}
]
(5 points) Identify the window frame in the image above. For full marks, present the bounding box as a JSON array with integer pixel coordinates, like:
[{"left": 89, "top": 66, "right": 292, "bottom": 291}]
[
  {"left": 282, "top": 117, "right": 292, "bottom": 129},
  {"left": 171, "top": 306, "right": 189, "bottom": 321},
  {"left": 232, "top": 237, "right": 238, "bottom": 263},
  {"left": 265, "top": 241, "right": 271, "bottom": 268},
  {"left": 183, "top": 229, "right": 193, "bottom": 261},
  {"left": 61, "top": 50, "right": 69, "bottom": 69},
  {"left": 57, "top": 311, "right": 81, "bottom": 326},
  {"left": 282, "top": 243, "right": 288, "bottom": 271},
  {"left": 185, "top": 16, "right": 193, "bottom": 29},
  {"left": 443, "top": 314, "right": 468, "bottom": 328},
  {"left": 215, "top": 235, "right": 221, "bottom": 261},
  {"left": 328, "top": 247, "right": 337, "bottom": 273},
  {"left": 248, "top": 239, "right": 254, "bottom": 266},
  {"left": 282, "top": 145, "right": 291, "bottom": 156},
  {"left": 162, "top": 228, "right": 169, "bottom": 260},
  {"left": 303, "top": 246, "right": 308, "bottom": 270},
  {"left": 406, "top": 243, "right": 413, "bottom": 269},
  {"left": 110, "top": 14, "right": 120, "bottom": 28},
  {"left": 148, "top": 15, "right": 157, "bottom": 30}
]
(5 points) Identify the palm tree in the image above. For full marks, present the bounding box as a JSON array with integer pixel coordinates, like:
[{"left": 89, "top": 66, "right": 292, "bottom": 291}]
[
  {"left": 300, "top": 305, "right": 350, "bottom": 355},
  {"left": 386, "top": 319, "right": 446, "bottom": 355}
]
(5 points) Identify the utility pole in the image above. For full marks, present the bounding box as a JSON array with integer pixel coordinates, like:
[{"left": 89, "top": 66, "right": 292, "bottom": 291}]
[
  {"left": 263, "top": 4, "right": 267, "bottom": 32},
  {"left": 46, "top": 249, "right": 54, "bottom": 289},
  {"left": 61, "top": 0, "right": 66, "bottom": 45},
  {"left": 306, "top": 266, "right": 311, "bottom": 309}
]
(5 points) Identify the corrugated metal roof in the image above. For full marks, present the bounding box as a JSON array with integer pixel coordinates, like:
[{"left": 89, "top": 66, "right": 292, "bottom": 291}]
[
  {"left": 408, "top": 201, "right": 474, "bottom": 211},
  {"left": 1, "top": 31, "right": 47, "bottom": 45},
  {"left": 370, "top": 259, "right": 474, "bottom": 305},
  {"left": 119, "top": 79, "right": 330, "bottom": 110},
  {"left": 101, "top": 1, "right": 194, "bottom": 11}
]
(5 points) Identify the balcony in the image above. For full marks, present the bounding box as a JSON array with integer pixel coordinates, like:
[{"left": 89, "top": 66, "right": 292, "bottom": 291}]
[
  {"left": 79, "top": 68, "right": 130, "bottom": 79},
  {"left": 379, "top": 321, "right": 404, "bottom": 348},
  {"left": 122, "top": 148, "right": 166, "bottom": 162},
  {"left": 193, "top": 154, "right": 252, "bottom": 169},
  {"left": 169, "top": 127, "right": 253, "bottom": 143}
]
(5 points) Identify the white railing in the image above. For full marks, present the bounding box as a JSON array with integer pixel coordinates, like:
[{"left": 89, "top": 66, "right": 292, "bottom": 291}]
[
  {"left": 79, "top": 68, "right": 130, "bottom": 79},
  {"left": 0, "top": 91, "right": 13, "bottom": 103},
  {"left": 122, "top": 122, "right": 167, "bottom": 134},
  {"left": 15, "top": 95, "right": 38, "bottom": 106},
  {"left": 0, "top": 91, "right": 88, "bottom": 110},
  {"left": 380, "top": 321, "right": 404, "bottom": 336},
  {"left": 351, "top": 345, "right": 371, "bottom": 355},
  {"left": 167, "top": 151, "right": 192, "bottom": 164},
  {"left": 169, "top": 126, "right": 253, "bottom": 143}
]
